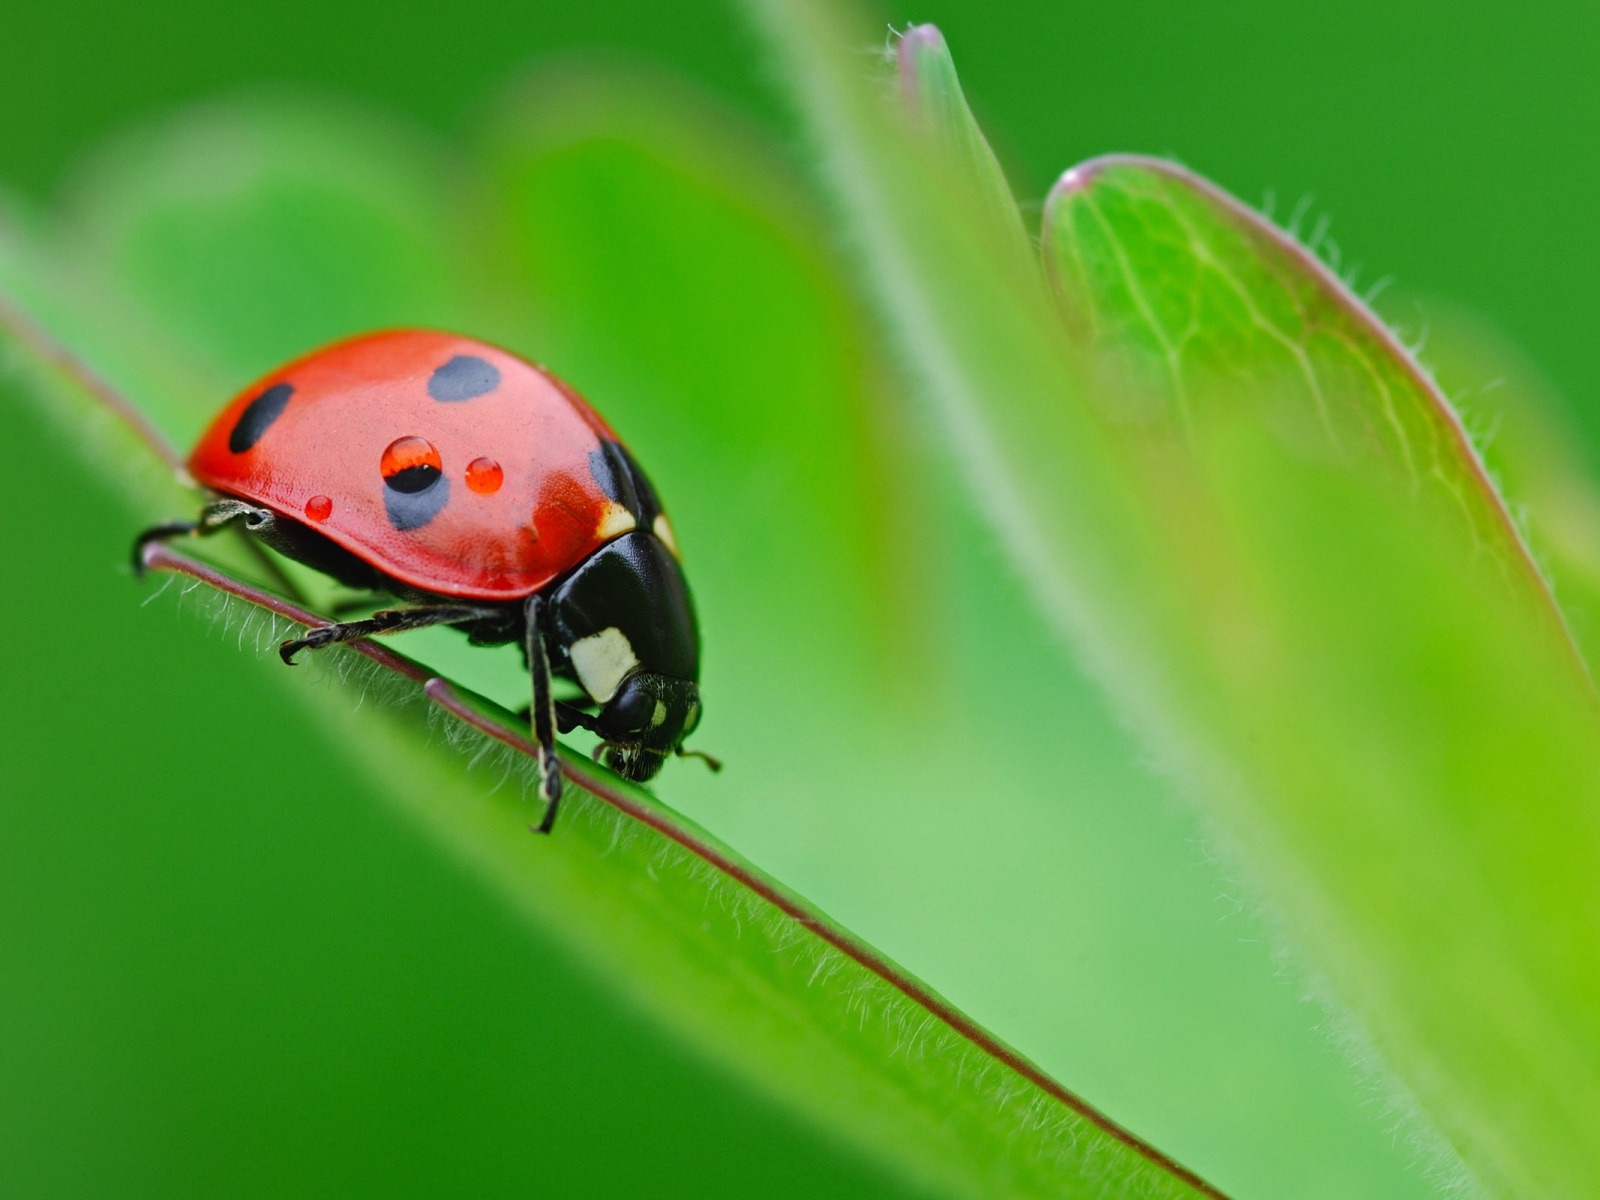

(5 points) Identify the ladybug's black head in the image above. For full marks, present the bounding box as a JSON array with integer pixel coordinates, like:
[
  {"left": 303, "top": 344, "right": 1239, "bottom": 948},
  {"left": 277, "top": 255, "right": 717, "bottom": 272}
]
[{"left": 595, "top": 672, "right": 702, "bottom": 782}]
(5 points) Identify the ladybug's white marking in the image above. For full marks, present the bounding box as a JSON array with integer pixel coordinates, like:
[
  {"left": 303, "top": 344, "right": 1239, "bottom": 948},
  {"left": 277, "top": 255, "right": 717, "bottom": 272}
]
[
  {"left": 597, "top": 503, "right": 636, "bottom": 542},
  {"left": 570, "top": 626, "right": 640, "bottom": 703},
  {"left": 653, "top": 514, "right": 678, "bottom": 556}
]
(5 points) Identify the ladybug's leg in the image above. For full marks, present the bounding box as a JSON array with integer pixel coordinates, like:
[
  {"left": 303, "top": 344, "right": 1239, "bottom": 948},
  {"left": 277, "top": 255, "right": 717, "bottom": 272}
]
[
  {"left": 279, "top": 604, "right": 498, "bottom": 664},
  {"left": 515, "top": 701, "right": 599, "bottom": 734},
  {"left": 555, "top": 702, "right": 603, "bottom": 735},
  {"left": 132, "top": 499, "right": 273, "bottom": 574},
  {"left": 524, "top": 594, "right": 563, "bottom": 834}
]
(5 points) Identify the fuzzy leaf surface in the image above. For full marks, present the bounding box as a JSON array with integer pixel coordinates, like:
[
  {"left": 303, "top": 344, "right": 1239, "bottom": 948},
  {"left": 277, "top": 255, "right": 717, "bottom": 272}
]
[{"left": 0, "top": 88, "right": 1225, "bottom": 1200}]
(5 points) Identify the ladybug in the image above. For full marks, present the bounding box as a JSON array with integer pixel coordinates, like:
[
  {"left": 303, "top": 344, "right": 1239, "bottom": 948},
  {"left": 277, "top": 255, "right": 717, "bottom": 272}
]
[{"left": 135, "top": 329, "right": 711, "bottom": 832}]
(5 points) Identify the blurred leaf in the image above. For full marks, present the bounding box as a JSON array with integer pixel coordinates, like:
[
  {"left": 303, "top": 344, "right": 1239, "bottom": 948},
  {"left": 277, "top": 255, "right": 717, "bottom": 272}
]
[
  {"left": 1421, "top": 302, "right": 1600, "bottom": 673},
  {"left": 746, "top": 5, "right": 1600, "bottom": 1196},
  {"left": 895, "top": 25, "right": 1027, "bottom": 247},
  {"left": 0, "top": 87, "right": 1228, "bottom": 1200},
  {"left": 52, "top": 94, "right": 476, "bottom": 422},
  {"left": 472, "top": 65, "right": 918, "bottom": 725}
]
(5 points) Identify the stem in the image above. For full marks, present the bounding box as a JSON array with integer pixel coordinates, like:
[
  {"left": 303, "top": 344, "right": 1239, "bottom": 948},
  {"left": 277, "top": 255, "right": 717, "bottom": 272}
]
[
  {"left": 139, "top": 538, "right": 1232, "bottom": 1200},
  {"left": 0, "top": 283, "right": 184, "bottom": 470}
]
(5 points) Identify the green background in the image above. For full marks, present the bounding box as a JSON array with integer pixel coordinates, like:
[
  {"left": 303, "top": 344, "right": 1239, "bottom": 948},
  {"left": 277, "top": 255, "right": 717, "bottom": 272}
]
[{"left": 3, "top": 2, "right": 1593, "bottom": 1198}]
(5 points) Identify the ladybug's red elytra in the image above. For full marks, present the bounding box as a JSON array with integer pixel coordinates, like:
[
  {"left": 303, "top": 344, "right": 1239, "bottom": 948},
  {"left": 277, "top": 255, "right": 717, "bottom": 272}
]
[{"left": 136, "top": 329, "right": 711, "bottom": 832}]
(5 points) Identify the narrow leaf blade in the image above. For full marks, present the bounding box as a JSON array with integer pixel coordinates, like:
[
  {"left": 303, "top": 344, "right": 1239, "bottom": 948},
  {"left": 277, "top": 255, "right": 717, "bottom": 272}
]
[{"left": 896, "top": 24, "right": 1027, "bottom": 245}]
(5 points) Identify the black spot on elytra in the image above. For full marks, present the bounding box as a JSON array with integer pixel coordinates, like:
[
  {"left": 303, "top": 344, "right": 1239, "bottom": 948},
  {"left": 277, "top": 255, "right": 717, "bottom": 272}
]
[
  {"left": 428, "top": 355, "right": 500, "bottom": 402},
  {"left": 384, "top": 474, "right": 450, "bottom": 531},
  {"left": 587, "top": 440, "right": 662, "bottom": 526},
  {"left": 228, "top": 383, "right": 293, "bottom": 452},
  {"left": 384, "top": 463, "right": 442, "bottom": 494}
]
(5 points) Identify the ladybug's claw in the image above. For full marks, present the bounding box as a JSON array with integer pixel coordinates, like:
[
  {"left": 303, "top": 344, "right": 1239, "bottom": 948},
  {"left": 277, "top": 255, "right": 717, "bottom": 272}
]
[
  {"left": 279, "top": 634, "right": 319, "bottom": 665},
  {"left": 676, "top": 746, "right": 724, "bottom": 773}
]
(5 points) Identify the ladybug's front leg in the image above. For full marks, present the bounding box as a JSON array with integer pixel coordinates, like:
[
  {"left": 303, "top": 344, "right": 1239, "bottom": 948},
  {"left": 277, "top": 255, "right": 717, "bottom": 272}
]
[
  {"left": 132, "top": 499, "right": 275, "bottom": 574},
  {"left": 278, "top": 604, "right": 499, "bottom": 664},
  {"left": 524, "top": 594, "right": 563, "bottom": 834}
]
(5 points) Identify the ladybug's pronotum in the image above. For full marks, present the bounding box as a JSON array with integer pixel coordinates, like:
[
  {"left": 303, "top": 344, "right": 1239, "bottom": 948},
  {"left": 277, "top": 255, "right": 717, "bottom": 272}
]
[{"left": 137, "top": 330, "right": 711, "bottom": 831}]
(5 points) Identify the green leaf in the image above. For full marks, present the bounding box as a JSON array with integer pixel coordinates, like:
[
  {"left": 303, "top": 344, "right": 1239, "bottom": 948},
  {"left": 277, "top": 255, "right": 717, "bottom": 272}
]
[
  {"left": 744, "top": 5, "right": 1600, "bottom": 1196},
  {"left": 1041, "top": 163, "right": 1600, "bottom": 1194},
  {"left": 1042, "top": 157, "right": 1570, "bottom": 639},
  {"left": 0, "top": 87, "right": 1226, "bottom": 1200}
]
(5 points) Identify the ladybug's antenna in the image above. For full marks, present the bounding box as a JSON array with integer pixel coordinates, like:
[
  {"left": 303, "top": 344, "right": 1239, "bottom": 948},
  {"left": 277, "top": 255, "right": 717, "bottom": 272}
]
[{"left": 676, "top": 746, "right": 723, "bottom": 773}]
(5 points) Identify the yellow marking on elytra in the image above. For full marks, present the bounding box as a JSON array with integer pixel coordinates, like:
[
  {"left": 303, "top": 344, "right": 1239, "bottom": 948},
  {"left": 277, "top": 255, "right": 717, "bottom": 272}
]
[
  {"left": 597, "top": 503, "right": 636, "bottom": 541},
  {"left": 653, "top": 513, "right": 679, "bottom": 556}
]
